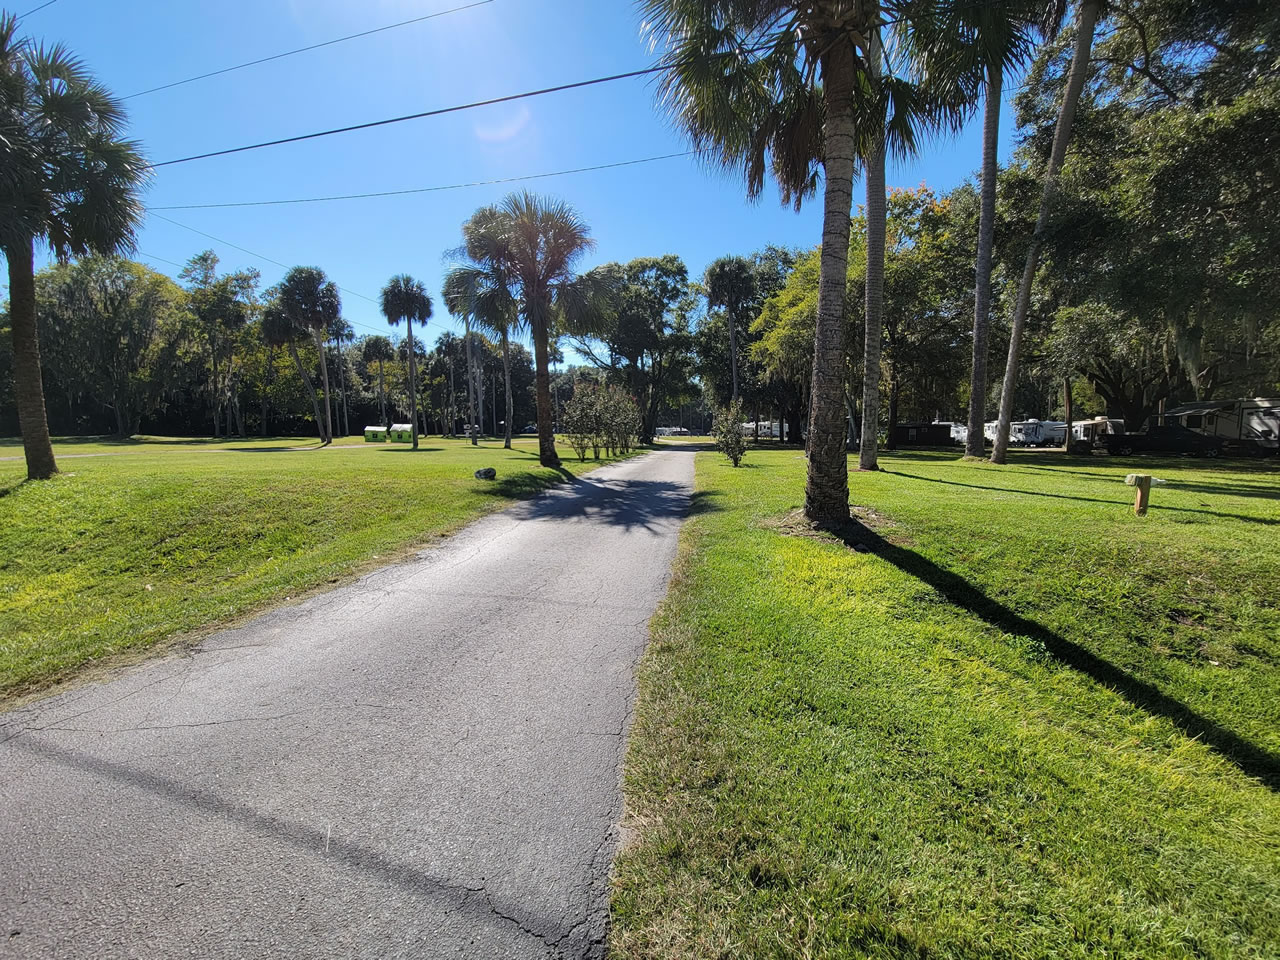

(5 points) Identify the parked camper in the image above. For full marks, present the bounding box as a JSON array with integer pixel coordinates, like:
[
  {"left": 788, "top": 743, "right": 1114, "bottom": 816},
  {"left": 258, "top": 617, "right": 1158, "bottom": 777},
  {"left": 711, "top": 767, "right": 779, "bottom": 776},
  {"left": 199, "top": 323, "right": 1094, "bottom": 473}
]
[
  {"left": 1009, "top": 419, "right": 1067, "bottom": 447},
  {"left": 1163, "top": 398, "right": 1280, "bottom": 456},
  {"left": 1069, "top": 417, "right": 1125, "bottom": 452}
]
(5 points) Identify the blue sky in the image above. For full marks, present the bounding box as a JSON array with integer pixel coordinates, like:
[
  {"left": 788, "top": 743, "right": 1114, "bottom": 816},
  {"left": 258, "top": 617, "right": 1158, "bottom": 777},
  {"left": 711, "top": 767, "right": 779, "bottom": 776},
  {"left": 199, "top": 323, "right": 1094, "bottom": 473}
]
[{"left": 14, "top": 0, "right": 1025, "bottom": 346}]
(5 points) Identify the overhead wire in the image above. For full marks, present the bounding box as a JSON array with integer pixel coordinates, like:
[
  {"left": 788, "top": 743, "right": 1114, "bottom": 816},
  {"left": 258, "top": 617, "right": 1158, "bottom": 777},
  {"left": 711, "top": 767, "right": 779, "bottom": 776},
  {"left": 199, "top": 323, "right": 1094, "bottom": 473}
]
[
  {"left": 148, "top": 150, "right": 700, "bottom": 210},
  {"left": 147, "top": 65, "right": 667, "bottom": 168},
  {"left": 122, "top": 0, "right": 493, "bottom": 99},
  {"left": 15, "top": 0, "right": 56, "bottom": 20}
]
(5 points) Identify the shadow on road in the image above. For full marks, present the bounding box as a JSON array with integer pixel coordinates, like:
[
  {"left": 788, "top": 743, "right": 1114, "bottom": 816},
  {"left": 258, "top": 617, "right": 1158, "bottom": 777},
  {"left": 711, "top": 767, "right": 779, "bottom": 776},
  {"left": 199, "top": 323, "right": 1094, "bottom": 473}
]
[
  {"left": 832, "top": 519, "right": 1280, "bottom": 790},
  {"left": 9, "top": 737, "right": 562, "bottom": 947}
]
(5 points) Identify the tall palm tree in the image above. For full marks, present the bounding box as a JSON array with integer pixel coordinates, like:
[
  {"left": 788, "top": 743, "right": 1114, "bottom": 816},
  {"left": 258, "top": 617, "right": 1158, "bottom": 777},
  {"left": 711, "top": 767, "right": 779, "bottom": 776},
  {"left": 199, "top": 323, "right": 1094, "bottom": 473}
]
[
  {"left": 380, "top": 274, "right": 433, "bottom": 450},
  {"left": 0, "top": 15, "right": 148, "bottom": 480},
  {"left": 445, "top": 210, "right": 523, "bottom": 449},
  {"left": 468, "top": 193, "right": 596, "bottom": 468},
  {"left": 911, "top": 1, "right": 1050, "bottom": 459},
  {"left": 361, "top": 335, "right": 395, "bottom": 428},
  {"left": 991, "top": 0, "right": 1102, "bottom": 464},
  {"left": 262, "top": 295, "right": 326, "bottom": 442},
  {"left": 641, "top": 0, "right": 962, "bottom": 522},
  {"left": 278, "top": 267, "right": 341, "bottom": 444},
  {"left": 703, "top": 256, "right": 757, "bottom": 405}
]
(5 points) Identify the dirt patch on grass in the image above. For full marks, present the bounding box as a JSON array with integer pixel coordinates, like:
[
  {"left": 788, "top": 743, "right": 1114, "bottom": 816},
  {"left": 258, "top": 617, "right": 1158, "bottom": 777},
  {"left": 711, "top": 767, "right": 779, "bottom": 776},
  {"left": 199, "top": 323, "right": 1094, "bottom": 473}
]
[{"left": 763, "top": 506, "right": 915, "bottom": 548}]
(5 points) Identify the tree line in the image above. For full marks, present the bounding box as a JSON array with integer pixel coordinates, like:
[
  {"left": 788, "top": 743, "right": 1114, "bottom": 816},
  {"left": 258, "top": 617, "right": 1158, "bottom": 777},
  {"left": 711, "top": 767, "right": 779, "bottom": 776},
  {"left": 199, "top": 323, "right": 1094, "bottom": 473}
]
[{"left": 3, "top": 1, "right": 1275, "bottom": 517}]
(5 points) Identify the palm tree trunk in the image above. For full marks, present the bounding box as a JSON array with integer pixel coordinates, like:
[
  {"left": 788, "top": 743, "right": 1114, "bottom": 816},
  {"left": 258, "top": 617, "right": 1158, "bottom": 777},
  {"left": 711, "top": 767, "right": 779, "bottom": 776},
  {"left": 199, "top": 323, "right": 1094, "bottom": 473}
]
[
  {"left": 407, "top": 319, "right": 419, "bottom": 450},
  {"left": 338, "top": 340, "right": 349, "bottom": 438},
  {"left": 287, "top": 340, "right": 326, "bottom": 441},
  {"left": 531, "top": 302, "right": 560, "bottom": 468},
  {"left": 378, "top": 361, "right": 386, "bottom": 428},
  {"left": 260, "top": 344, "right": 273, "bottom": 437},
  {"left": 803, "top": 39, "right": 857, "bottom": 525},
  {"left": 858, "top": 21, "right": 887, "bottom": 474},
  {"left": 992, "top": 0, "right": 1101, "bottom": 464},
  {"left": 728, "top": 300, "right": 741, "bottom": 404},
  {"left": 965, "top": 61, "right": 1002, "bottom": 458},
  {"left": 5, "top": 238, "right": 58, "bottom": 481},
  {"left": 464, "top": 323, "right": 478, "bottom": 446},
  {"left": 311, "top": 329, "right": 333, "bottom": 444},
  {"left": 1063, "top": 376, "right": 1074, "bottom": 453},
  {"left": 501, "top": 333, "right": 513, "bottom": 449}
]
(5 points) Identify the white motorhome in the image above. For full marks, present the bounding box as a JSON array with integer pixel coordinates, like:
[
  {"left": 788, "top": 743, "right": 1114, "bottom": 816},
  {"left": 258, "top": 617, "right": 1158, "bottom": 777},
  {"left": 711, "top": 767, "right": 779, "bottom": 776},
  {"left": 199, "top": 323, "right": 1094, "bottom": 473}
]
[{"left": 1163, "top": 398, "right": 1280, "bottom": 455}]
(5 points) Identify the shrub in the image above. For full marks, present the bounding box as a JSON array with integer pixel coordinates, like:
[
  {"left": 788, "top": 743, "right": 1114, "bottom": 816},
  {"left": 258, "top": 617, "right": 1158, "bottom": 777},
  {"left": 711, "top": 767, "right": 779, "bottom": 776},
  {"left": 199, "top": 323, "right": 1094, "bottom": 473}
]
[
  {"left": 562, "top": 381, "right": 642, "bottom": 460},
  {"left": 713, "top": 400, "right": 748, "bottom": 467}
]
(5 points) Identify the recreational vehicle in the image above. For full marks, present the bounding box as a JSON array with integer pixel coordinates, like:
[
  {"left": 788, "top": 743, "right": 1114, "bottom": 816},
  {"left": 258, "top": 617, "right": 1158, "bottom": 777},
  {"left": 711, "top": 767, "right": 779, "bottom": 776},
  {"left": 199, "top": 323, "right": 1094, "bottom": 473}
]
[
  {"left": 1162, "top": 398, "right": 1280, "bottom": 456},
  {"left": 1009, "top": 419, "right": 1067, "bottom": 446}
]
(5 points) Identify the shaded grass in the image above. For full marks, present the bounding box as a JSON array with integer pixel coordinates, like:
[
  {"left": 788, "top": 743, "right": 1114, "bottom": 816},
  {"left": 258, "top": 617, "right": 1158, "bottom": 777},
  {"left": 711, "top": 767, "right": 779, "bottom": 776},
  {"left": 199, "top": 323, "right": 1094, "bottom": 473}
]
[
  {"left": 0, "top": 436, "right": 634, "bottom": 698},
  {"left": 612, "top": 449, "right": 1280, "bottom": 959}
]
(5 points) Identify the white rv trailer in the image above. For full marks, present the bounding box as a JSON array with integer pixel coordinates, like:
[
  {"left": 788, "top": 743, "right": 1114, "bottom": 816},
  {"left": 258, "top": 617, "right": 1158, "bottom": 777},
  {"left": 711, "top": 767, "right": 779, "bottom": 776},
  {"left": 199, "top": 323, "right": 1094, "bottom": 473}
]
[
  {"left": 1009, "top": 419, "right": 1067, "bottom": 446},
  {"left": 1163, "top": 398, "right": 1280, "bottom": 455},
  {"left": 1071, "top": 417, "right": 1126, "bottom": 444}
]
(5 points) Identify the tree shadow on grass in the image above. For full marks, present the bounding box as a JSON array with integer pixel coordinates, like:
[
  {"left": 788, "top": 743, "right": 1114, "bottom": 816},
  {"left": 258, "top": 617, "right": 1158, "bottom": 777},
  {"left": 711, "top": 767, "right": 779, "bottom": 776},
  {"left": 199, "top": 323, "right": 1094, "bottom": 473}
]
[
  {"left": 831, "top": 519, "right": 1280, "bottom": 790},
  {"left": 881, "top": 469, "right": 1279, "bottom": 526}
]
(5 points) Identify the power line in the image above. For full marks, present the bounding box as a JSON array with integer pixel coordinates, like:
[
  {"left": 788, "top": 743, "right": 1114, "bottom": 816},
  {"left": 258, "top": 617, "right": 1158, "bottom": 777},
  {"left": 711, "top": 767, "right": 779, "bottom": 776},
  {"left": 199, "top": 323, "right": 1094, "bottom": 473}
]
[
  {"left": 123, "top": 0, "right": 493, "bottom": 100},
  {"left": 147, "top": 213, "right": 389, "bottom": 337},
  {"left": 15, "top": 0, "right": 57, "bottom": 20},
  {"left": 148, "top": 151, "right": 699, "bottom": 210},
  {"left": 148, "top": 64, "right": 666, "bottom": 169}
]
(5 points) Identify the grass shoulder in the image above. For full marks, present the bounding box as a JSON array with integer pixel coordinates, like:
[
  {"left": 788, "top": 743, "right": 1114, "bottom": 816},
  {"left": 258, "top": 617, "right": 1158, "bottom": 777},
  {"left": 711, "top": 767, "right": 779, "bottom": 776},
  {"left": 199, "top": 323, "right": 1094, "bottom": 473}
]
[
  {"left": 612, "top": 448, "right": 1280, "bottom": 959},
  {"left": 0, "top": 436, "right": 642, "bottom": 702}
]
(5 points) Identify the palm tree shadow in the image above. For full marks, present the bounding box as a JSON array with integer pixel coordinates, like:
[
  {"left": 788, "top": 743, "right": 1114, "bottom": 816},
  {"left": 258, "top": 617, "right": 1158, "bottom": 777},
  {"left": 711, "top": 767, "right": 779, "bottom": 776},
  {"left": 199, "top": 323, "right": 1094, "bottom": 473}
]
[{"left": 830, "top": 519, "right": 1279, "bottom": 790}]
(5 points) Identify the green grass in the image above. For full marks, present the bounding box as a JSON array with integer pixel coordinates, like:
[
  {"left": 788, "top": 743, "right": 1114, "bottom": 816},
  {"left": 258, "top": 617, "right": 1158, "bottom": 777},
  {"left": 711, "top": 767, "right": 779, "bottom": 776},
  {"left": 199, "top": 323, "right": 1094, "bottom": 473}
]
[
  {"left": 0, "top": 435, "right": 631, "bottom": 698},
  {"left": 612, "top": 449, "right": 1280, "bottom": 959}
]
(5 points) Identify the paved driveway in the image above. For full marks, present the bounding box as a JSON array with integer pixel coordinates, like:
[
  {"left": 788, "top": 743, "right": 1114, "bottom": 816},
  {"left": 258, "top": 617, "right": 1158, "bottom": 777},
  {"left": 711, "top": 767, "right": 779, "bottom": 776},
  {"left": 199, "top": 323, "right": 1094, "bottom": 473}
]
[{"left": 0, "top": 448, "right": 695, "bottom": 959}]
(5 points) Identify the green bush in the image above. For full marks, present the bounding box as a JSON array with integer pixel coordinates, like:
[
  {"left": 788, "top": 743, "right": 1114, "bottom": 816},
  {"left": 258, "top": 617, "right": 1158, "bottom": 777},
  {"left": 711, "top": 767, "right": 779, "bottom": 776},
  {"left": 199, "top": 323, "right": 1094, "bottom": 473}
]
[
  {"left": 562, "top": 382, "right": 642, "bottom": 461},
  {"left": 712, "top": 399, "right": 748, "bottom": 467}
]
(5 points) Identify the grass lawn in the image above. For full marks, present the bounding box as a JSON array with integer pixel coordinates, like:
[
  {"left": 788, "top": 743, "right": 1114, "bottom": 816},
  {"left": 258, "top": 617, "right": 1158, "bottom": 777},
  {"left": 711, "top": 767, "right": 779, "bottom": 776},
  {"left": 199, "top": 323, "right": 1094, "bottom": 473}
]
[
  {"left": 0, "top": 435, "right": 630, "bottom": 699},
  {"left": 612, "top": 448, "right": 1280, "bottom": 959}
]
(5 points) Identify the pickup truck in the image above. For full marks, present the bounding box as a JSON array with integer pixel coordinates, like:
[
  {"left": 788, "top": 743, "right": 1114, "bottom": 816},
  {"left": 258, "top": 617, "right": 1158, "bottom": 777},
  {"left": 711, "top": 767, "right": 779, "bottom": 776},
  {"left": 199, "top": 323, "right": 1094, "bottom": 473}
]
[{"left": 1097, "top": 423, "right": 1224, "bottom": 457}]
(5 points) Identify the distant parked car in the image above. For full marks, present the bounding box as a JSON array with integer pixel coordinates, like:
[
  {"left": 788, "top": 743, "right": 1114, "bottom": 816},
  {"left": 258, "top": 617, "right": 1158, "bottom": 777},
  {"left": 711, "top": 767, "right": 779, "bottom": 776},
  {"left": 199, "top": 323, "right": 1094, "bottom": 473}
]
[
  {"left": 521, "top": 423, "right": 538, "bottom": 434},
  {"left": 1099, "top": 423, "right": 1224, "bottom": 457}
]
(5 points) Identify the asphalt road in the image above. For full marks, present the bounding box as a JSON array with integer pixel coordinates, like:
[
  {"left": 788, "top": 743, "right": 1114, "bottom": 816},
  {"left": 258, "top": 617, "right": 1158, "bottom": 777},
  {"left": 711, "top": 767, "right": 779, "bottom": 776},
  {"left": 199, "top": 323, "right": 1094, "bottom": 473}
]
[{"left": 0, "top": 447, "right": 696, "bottom": 959}]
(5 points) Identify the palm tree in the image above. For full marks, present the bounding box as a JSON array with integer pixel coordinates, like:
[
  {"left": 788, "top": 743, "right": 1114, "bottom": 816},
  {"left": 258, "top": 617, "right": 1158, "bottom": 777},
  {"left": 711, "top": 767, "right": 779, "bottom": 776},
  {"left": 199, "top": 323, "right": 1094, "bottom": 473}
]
[
  {"left": 380, "top": 274, "right": 433, "bottom": 450},
  {"left": 330, "top": 317, "right": 354, "bottom": 438},
  {"left": 0, "top": 15, "right": 148, "bottom": 480},
  {"left": 703, "top": 257, "right": 757, "bottom": 405},
  {"left": 641, "top": 0, "right": 962, "bottom": 522},
  {"left": 361, "top": 335, "right": 395, "bottom": 428},
  {"left": 262, "top": 295, "right": 326, "bottom": 442},
  {"left": 991, "top": 0, "right": 1102, "bottom": 464},
  {"left": 912, "top": 1, "right": 1051, "bottom": 459},
  {"left": 278, "top": 267, "right": 341, "bottom": 444},
  {"left": 444, "top": 210, "right": 523, "bottom": 449},
  {"left": 464, "top": 193, "right": 596, "bottom": 468}
]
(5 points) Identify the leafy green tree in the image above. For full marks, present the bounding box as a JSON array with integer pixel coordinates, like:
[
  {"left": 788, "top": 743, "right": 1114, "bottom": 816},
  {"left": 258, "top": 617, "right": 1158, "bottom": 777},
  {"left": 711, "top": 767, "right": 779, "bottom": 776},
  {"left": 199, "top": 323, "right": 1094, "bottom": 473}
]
[
  {"left": 262, "top": 293, "right": 326, "bottom": 442},
  {"left": 36, "top": 257, "right": 187, "bottom": 438},
  {"left": 361, "top": 335, "right": 395, "bottom": 427},
  {"left": 703, "top": 257, "right": 756, "bottom": 404},
  {"left": 277, "top": 267, "right": 340, "bottom": 444},
  {"left": 0, "top": 14, "right": 148, "bottom": 479},
  {"left": 179, "top": 250, "right": 259, "bottom": 438},
  {"left": 569, "top": 255, "right": 696, "bottom": 443},
  {"left": 379, "top": 275, "right": 432, "bottom": 449}
]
